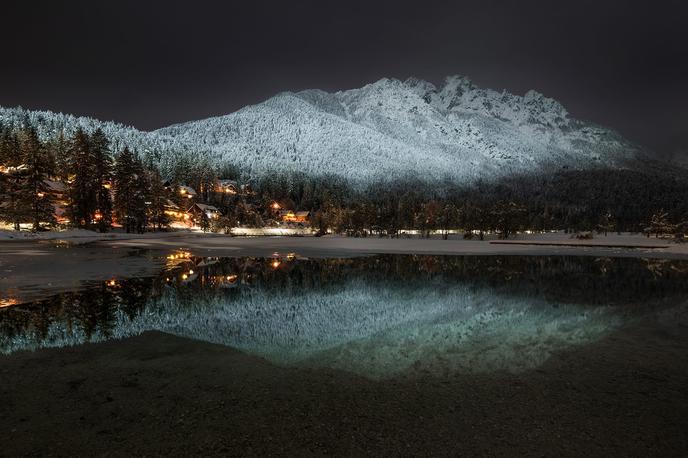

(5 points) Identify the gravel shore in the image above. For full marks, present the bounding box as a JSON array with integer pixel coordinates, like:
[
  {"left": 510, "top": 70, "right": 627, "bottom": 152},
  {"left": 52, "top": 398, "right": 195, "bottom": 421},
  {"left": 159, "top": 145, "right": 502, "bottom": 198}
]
[{"left": 2, "top": 320, "right": 687, "bottom": 457}]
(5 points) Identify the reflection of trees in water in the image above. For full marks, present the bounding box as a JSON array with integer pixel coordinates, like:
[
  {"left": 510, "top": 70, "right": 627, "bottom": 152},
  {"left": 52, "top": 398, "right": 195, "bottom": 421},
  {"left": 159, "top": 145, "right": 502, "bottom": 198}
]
[
  {"left": 3, "top": 254, "right": 688, "bottom": 351},
  {"left": 0, "top": 279, "right": 157, "bottom": 347}
]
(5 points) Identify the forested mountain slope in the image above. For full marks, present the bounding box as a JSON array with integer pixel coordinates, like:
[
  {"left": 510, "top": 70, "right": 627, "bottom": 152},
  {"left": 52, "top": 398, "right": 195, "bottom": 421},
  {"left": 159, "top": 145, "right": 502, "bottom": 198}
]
[{"left": 1, "top": 75, "right": 649, "bottom": 185}]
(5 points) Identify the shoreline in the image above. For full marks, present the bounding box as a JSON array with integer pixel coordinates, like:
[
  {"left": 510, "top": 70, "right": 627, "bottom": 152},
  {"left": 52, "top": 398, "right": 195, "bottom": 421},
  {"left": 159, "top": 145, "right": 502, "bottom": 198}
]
[
  {"left": 1, "top": 322, "right": 687, "bottom": 456},
  {"left": 3, "top": 231, "right": 688, "bottom": 304}
]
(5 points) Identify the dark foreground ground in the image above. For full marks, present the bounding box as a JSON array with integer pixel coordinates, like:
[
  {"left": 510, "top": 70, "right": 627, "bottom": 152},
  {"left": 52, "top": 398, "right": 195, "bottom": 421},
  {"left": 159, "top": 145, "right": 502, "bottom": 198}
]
[{"left": 1, "top": 320, "right": 688, "bottom": 457}]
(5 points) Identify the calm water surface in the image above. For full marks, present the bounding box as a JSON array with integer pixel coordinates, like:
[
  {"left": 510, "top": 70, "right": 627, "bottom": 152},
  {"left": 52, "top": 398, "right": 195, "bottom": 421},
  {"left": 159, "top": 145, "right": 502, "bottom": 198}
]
[{"left": 2, "top": 253, "right": 687, "bottom": 378}]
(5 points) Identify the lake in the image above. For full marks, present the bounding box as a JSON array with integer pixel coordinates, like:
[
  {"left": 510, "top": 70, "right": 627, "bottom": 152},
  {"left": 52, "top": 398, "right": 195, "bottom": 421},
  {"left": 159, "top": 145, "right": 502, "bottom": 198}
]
[{"left": 3, "top": 252, "right": 687, "bottom": 379}]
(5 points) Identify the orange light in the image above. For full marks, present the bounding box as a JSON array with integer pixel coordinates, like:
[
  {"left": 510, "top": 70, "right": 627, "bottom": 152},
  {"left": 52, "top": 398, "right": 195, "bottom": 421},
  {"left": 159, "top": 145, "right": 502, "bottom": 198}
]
[
  {"left": 106, "top": 279, "right": 118, "bottom": 287},
  {"left": 272, "top": 202, "right": 280, "bottom": 210},
  {"left": 271, "top": 260, "right": 280, "bottom": 269},
  {"left": 182, "top": 274, "right": 188, "bottom": 280},
  {"left": 0, "top": 298, "right": 19, "bottom": 308},
  {"left": 37, "top": 192, "right": 45, "bottom": 198},
  {"left": 188, "top": 269, "right": 194, "bottom": 275}
]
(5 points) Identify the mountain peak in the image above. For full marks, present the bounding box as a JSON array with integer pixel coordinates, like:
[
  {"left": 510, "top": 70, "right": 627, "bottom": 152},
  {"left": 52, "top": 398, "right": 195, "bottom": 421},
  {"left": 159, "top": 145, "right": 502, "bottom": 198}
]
[{"left": 1, "top": 74, "right": 642, "bottom": 185}]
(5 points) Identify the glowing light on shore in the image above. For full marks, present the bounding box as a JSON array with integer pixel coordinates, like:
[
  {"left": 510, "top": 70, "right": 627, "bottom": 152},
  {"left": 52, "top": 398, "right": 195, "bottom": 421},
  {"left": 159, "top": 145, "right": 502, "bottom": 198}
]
[
  {"left": 0, "top": 298, "right": 19, "bottom": 308},
  {"left": 167, "top": 251, "right": 191, "bottom": 260}
]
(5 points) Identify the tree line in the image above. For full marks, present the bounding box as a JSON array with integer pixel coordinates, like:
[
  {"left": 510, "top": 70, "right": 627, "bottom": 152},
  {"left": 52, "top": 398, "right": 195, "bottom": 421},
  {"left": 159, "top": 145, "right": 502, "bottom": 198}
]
[
  {"left": 0, "top": 122, "right": 169, "bottom": 232},
  {"left": 2, "top": 120, "right": 688, "bottom": 238}
]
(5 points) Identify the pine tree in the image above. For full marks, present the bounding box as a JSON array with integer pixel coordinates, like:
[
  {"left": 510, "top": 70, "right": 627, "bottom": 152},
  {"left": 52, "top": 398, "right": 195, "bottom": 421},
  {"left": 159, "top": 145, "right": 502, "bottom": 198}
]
[
  {"left": 0, "top": 124, "right": 23, "bottom": 228},
  {"left": 20, "top": 127, "right": 56, "bottom": 231},
  {"left": 0, "top": 170, "right": 25, "bottom": 229},
  {"left": 113, "top": 147, "right": 137, "bottom": 233},
  {"left": 0, "top": 126, "right": 21, "bottom": 167},
  {"left": 130, "top": 157, "right": 150, "bottom": 233},
  {"left": 90, "top": 129, "right": 113, "bottom": 232},
  {"left": 47, "top": 131, "right": 70, "bottom": 181},
  {"left": 200, "top": 212, "right": 211, "bottom": 232},
  {"left": 68, "top": 128, "right": 98, "bottom": 229},
  {"left": 114, "top": 148, "right": 149, "bottom": 233},
  {"left": 147, "top": 167, "right": 170, "bottom": 231}
]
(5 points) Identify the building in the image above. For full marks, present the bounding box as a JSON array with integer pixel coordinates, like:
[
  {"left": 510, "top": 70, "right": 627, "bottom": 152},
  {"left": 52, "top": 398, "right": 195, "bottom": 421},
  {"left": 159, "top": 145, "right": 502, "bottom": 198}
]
[
  {"left": 178, "top": 185, "right": 197, "bottom": 200},
  {"left": 280, "top": 210, "right": 310, "bottom": 224},
  {"left": 164, "top": 199, "right": 190, "bottom": 222},
  {"left": 188, "top": 203, "right": 221, "bottom": 221},
  {"left": 216, "top": 179, "right": 238, "bottom": 194},
  {"left": 0, "top": 164, "right": 28, "bottom": 175}
]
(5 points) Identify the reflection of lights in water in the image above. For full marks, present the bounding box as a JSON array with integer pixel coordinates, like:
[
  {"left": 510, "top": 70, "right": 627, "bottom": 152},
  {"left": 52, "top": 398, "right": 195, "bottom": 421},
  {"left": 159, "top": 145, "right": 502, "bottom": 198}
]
[
  {"left": 167, "top": 251, "right": 191, "bottom": 260},
  {"left": 0, "top": 298, "right": 19, "bottom": 308},
  {"left": 7, "top": 256, "right": 688, "bottom": 376}
]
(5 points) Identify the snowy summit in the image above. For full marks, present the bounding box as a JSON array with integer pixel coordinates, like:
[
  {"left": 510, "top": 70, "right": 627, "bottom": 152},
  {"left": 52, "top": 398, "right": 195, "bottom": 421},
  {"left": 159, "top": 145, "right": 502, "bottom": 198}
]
[{"left": 1, "top": 76, "right": 643, "bottom": 184}]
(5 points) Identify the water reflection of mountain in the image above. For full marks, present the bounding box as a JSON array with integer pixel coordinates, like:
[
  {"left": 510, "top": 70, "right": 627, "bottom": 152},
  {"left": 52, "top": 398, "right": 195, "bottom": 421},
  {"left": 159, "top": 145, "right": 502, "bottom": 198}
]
[
  {"left": 2, "top": 254, "right": 688, "bottom": 377},
  {"left": 163, "top": 254, "right": 688, "bottom": 305}
]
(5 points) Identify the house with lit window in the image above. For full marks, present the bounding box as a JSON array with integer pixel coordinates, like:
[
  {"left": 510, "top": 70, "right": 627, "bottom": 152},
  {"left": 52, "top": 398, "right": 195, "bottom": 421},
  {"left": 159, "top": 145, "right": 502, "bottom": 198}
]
[
  {"left": 188, "top": 203, "right": 221, "bottom": 221},
  {"left": 216, "top": 179, "right": 238, "bottom": 194},
  {"left": 178, "top": 185, "right": 197, "bottom": 200},
  {"left": 280, "top": 210, "right": 310, "bottom": 224}
]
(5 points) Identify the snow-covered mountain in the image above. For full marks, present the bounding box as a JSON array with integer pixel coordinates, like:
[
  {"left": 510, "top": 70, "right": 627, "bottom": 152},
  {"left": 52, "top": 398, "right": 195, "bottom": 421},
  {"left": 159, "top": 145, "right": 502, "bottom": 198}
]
[
  {"left": 156, "top": 75, "right": 644, "bottom": 183},
  {"left": 1, "top": 75, "right": 646, "bottom": 184},
  {"left": 0, "top": 106, "right": 212, "bottom": 175}
]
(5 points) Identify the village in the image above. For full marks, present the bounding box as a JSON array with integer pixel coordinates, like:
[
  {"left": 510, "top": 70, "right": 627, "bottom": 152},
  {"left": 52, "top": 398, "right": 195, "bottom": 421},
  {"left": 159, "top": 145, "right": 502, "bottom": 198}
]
[
  {"left": 3, "top": 126, "right": 688, "bottom": 242},
  {"left": 0, "top": 161, "right": 313, "bottom": 234},
  {"left": 159, "top": 179, "right": 311, "bottom": 232}
]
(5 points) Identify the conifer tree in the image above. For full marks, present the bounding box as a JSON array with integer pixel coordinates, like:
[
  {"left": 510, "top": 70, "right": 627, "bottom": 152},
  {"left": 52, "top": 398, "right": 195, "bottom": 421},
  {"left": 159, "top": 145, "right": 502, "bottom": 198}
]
[
  {"left": 68, "top": 128, "right": 97, "bottom": 228},
  {"left": 0, "top": 170, "right": 25, "bottom": 229},
  {"left": 0, "top": 127, "right": 21, "bottom": 167},
  {"left": 20, "top": 127, "right": 56, "bottom": 231},
  {"left": 90, "top": 129, "right": 113, "bottom": 232},
  {"left": 146, "top": 167, "right": 170, "bottom": 231},
  {"left": 200, "top": 211, "right": 211, "bottom": 232},
  {"left": 114, "top": 147, "right": 137, "bottom": 233},
  {"left": 130, "top": 157, "right": 150, "bottom": 233},
  {"left": 48, "top": 131, "right": 70, "bottom": 181},
  {"left": 114, "top": 148, "right": 149, "bottom": 233}
]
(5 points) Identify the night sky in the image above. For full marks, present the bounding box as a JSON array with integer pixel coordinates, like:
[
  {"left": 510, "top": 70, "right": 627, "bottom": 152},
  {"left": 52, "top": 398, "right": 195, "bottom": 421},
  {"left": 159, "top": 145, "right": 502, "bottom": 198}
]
[{"left": 2, "top": 0, "right": 687, "bottom": 158}]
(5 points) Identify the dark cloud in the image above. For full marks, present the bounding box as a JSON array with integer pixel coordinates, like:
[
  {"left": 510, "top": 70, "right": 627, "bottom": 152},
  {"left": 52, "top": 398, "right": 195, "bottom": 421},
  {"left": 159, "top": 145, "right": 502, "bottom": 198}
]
[{"left": 2, "top": 0, "right": 687, "bottom": 157}]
